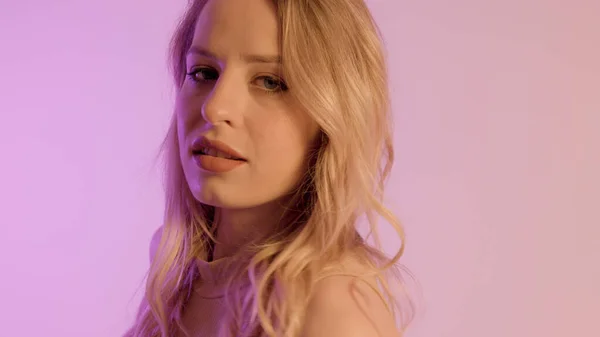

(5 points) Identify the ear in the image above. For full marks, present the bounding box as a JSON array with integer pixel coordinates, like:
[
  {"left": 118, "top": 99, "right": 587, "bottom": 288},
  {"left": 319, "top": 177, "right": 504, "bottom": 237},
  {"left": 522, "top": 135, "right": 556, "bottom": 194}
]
[{"left": 149, "top": 226, "right": 164, "bottom": 263}]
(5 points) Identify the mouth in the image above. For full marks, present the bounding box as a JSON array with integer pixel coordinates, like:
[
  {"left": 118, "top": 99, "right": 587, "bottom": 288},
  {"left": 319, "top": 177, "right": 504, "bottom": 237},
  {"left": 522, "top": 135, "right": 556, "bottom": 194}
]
[
  {"left": 191, "top": 137, "right": 247, "bottom": 173},
  {"left": 192, "top": 147, "right": 245, "bottom": 161},
  {"left": 191, "top": 137, "right": 247, "bottom": 161}
]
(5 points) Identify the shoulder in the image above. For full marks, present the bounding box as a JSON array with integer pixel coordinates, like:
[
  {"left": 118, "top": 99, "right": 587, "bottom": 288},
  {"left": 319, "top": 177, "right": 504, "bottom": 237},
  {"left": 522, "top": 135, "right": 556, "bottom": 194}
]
[{"left": 300, "top": 255, "right": 401, "bottom": 337}]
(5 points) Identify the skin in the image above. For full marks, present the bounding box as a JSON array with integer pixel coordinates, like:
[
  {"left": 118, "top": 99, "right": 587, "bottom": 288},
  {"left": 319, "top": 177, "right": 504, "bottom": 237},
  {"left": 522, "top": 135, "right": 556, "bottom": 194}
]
[
  {"left": 170, "top": 0, "right": 401, "bottom": 335},
  {"left": 176, "top": 0, "right": 320, "bottom": 259}
]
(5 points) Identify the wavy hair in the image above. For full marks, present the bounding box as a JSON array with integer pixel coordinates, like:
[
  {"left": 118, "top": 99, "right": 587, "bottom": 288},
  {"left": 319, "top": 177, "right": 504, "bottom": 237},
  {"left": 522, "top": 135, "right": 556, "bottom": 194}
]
[{"left": 125, "top": 0, "right": 416, "bottom": 336}]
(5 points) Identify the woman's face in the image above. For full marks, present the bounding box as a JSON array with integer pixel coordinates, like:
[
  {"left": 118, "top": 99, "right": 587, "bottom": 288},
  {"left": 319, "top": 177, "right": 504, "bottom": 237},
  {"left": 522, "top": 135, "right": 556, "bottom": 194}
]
[{"left": 176, "top": 0, "right": 319, "bottom": 210}]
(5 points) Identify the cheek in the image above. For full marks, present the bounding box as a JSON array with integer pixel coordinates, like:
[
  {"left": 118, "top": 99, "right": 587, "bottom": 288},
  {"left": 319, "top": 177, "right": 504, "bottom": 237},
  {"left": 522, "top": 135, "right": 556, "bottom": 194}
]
[
  {"left": 258, "top": 121, "right": 315, "bottom": 172},
  {"left": 264, "top": 109, "right": 318, "bottom": 156},
  {"left": 175, "top": 93, "right": 205, "bottom": 136},
  {"left": 175, "top": 111, "right": 186, "bottom": 145}
]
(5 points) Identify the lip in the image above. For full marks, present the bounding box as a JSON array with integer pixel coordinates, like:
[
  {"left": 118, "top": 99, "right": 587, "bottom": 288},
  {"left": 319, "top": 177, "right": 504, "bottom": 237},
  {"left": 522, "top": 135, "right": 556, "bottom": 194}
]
[{"left": 191, "top": 136, "right": 246, "bottom": 161}]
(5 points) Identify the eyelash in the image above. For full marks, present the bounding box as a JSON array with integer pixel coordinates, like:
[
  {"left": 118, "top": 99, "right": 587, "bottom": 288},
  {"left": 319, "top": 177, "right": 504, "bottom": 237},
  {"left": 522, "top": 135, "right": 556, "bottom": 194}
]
[{"left": 186, "top": 67, "right": 288, "bottom": 94}]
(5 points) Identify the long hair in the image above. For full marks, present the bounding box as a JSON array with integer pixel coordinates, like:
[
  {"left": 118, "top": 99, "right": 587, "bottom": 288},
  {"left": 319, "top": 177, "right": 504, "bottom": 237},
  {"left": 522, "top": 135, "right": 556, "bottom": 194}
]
[{"left": 125, "top": 0, "right": 416, "bottom": 336}]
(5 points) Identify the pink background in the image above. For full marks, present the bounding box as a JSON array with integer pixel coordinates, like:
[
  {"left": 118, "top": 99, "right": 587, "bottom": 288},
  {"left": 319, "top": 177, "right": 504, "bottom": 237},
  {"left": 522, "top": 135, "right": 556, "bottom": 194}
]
[{"left": 0, "top": 0, "right": 598, "bottom": 336}]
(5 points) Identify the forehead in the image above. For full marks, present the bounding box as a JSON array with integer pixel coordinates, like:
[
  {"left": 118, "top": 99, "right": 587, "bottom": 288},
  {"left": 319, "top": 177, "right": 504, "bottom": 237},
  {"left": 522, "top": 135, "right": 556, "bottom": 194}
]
[{"left": 192, "top": 0, "right": 280, "bottom": 57}]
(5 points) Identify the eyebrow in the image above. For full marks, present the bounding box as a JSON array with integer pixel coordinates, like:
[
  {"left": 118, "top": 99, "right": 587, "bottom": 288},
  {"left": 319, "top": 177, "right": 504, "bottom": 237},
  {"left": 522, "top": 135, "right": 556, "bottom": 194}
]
[{"left": 187, "top": 46, "right": 281, "bottom": 64}]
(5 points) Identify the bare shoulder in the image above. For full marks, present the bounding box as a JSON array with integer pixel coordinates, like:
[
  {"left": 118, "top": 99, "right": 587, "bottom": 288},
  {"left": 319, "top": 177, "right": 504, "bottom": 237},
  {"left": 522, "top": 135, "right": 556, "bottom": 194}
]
[{"left": 301, "top": 255, "right": 401, "bottom": 337}]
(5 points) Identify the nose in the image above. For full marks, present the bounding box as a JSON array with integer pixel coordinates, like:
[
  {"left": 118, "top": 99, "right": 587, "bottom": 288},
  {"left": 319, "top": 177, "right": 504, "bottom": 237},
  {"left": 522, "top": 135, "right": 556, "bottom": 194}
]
[{"left": 201, "top": 74, "right": 243, "bottom": 127}]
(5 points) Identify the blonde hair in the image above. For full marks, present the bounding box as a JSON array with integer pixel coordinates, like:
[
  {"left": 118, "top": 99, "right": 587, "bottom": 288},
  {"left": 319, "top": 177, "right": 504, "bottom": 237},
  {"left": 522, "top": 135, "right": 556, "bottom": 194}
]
[{"left": 125, "top": 0, "right": 416, "bottom": 336}]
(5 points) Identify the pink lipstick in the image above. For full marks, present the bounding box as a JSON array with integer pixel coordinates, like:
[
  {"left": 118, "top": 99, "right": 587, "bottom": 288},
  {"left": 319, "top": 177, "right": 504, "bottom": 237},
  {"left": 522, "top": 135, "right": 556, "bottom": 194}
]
[{"left": 191, "top": 137, "right": 246, "bottom": 173}]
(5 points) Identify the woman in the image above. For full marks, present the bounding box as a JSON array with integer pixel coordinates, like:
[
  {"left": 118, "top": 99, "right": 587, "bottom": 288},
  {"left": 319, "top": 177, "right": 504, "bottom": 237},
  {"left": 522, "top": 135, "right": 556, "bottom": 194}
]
[{"left": 125, "top": 0, "right": 414, "bottom": 336}]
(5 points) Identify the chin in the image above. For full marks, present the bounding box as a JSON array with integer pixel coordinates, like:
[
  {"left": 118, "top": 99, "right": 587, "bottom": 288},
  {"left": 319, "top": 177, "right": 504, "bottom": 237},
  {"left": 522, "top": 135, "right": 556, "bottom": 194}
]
[
  {"left": 188, "top": 179, "right": 223, "bottom": 207},
  {"left": 188, "top": 179, "right": 242, "bottom": 209},
  {"left": 189, "top": 179, "right": 282, "bottom": 211}
]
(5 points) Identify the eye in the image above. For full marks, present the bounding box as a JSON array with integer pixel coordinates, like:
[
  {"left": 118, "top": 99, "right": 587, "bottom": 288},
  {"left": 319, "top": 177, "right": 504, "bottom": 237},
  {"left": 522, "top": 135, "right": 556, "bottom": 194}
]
[
  {"left": 255, "top": 76, "right": 288, "bottom": 93},
  {"left": 186, "top": 68, "right": 288, "bottom": 93},
  {"left": 186, "top": 67, "right": 218, "bottom": 82}
]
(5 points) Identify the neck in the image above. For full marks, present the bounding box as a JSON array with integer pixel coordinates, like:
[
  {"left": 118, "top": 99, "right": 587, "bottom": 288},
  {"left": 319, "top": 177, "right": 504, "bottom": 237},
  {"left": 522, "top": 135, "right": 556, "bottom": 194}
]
[{"left": 211, "top": 200, "right": 291, "bottom": 260}]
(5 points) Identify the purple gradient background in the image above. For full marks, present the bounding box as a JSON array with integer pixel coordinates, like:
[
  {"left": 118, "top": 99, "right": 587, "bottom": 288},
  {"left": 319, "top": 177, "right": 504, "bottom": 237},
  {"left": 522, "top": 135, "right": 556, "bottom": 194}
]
[{"left": 0, "top": 0, "right": 598, "bottom": 336}]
